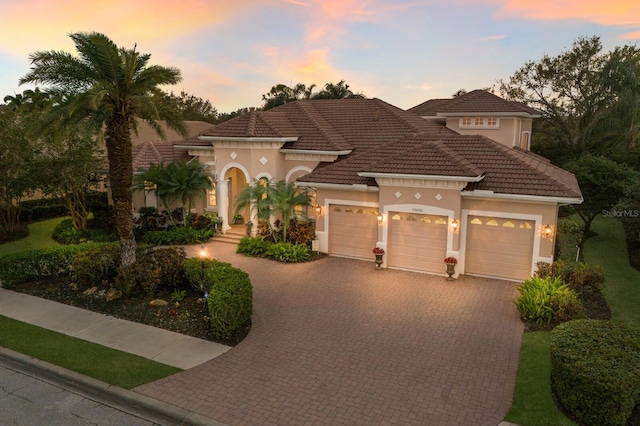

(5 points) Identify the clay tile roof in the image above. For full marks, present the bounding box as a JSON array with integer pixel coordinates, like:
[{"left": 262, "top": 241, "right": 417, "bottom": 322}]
[
  {"left": 365, "top": 137, "right": 484, "bottom": 178},
  {"left": 441, "top": 136, "right": 582, "bottom": 198},
  {"left": 200, "top": 111, "right": 297, "bottom": 138},
  {"left": 131, "top": 118, "right": 213, "bottom": 144},
  {"left": 408, "top": 90, "right": 540, "bottom": 116},
  {"left": 132, "top": 141, "right": 192, "bottom": 171}
]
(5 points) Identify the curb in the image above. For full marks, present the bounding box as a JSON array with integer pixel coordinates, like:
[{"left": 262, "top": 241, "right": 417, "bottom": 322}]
[{"left": 0, "top": 347, "right": 224, "bottom": 426}]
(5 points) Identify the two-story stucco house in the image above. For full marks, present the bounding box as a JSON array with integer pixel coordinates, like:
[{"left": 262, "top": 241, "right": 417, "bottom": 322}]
[{"left": 132, "top": 91, "right": 582, "bottom": 281}]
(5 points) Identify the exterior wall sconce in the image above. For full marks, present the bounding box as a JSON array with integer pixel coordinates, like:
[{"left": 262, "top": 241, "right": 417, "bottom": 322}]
[
  {"left": 377, "top": 213, "right": 383, "bottom": 224},
  {"left": 315, "top": 205, "right": 322, "bottom": 215},
  {"left": 450, "top": 219, "right": 459, "bottom": 232},
  {"left": 542, "top": 224, "right": 554, "bottom": 239}
]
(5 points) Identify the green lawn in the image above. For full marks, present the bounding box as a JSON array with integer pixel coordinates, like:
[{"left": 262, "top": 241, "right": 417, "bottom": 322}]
[
  {"left": 0, "top": 217, "right": 64, "bottom": 256},
  {"left": 0, "top": 315, "right": 180, "bottom": 389},
  {"left": 505, "top": 216, "right": 639, "bottom": 425}
]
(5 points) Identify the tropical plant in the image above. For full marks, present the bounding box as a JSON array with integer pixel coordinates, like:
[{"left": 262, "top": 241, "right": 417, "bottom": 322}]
[
  {"left": 20, "top": 32, "right": 187, "bottom": 266},
  {"left": 162, "top": 161, "right": 213, "bottom": 225},
  {"left": 267, "top": 180, "right": 311, "bottom": 242},
  {"left": 312, "top": 80, "right": 365, "bottom": 100}
]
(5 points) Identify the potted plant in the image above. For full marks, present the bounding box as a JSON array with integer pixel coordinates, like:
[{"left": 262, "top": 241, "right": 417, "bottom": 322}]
[
  {"left": 233, "top": 214, "right": 244, "bottom": 225},
  {"left": 444, "top": 256, "right": 457, "bottom": 280},
  {"left": 373, "top": 246, "right": 385, "bottom": 269}
]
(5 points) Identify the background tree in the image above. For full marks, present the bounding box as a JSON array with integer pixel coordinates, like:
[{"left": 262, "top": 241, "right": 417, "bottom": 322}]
[
  {"left": 36, "top": 126, "right": 104, "bottom": 230},
  {"left": 499, "top": 36, "right": 640, "bottom": 165},
  {"left": 261, "top": 83, "right": 312, "bottom": 110},
  {"left": 20, "top": 32, "right": 187, "bottom": 265},
  {"left": 0, "top": 106, "right": 37, "bottom": 233},
  {"left": 312, "top": 80, "right": 365, "bottom": 100},
  {"left": 168, "top": 90, "right": 218, "bottom": 124},
  {"left": 564, "top": 155, "right": 638, "bottom": 235}
]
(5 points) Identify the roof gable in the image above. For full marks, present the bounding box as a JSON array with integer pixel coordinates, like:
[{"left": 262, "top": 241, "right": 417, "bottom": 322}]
[{"left": 408, "top": 90, "right": 540, "bottom": 117}]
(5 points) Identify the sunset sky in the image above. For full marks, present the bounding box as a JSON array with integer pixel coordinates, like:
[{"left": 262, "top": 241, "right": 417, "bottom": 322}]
[{"left": 1, "top": 0, "right": 639, "bottom": 113}]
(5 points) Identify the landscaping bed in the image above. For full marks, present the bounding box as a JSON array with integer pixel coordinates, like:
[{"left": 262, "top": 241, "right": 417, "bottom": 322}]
[{"left": 9, "top": 277, "right": 250, "bottom": 347}]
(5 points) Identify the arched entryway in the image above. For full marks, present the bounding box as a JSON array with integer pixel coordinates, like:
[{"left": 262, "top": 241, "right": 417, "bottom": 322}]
[{"left": 217, "top": 164, "right": 250, "bottom": 232}]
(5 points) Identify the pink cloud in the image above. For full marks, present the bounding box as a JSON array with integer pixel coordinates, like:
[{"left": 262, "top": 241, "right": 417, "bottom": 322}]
[{"left": 494, "top": 0, "right": 640, "bottom": 27}]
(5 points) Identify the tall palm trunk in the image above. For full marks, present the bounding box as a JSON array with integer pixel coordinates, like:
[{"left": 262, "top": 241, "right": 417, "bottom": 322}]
[{"left": 106, "top": 113, "right": 136, "bottom": 266}]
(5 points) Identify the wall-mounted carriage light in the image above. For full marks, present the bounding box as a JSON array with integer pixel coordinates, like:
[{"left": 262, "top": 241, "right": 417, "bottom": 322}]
[
  {"left": 542, "top": 224, "right": 554, "bottom": 239},
  {"left": 377, "top": 213, "right": 384, "bottom": 224},
  {"left": 315, "top": 205, "right": 322, "bottom": 215},
  {"left": 450, "top": 219, "right": 459, "bottom": 232}
]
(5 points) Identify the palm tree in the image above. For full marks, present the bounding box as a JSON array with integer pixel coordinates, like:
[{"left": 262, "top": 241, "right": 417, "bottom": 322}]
[
  {"left": 162, "top": 161, "right": 213, "bottom": 226},
  {"left": 312, "top": 80, "right": 365, "bottom": 100},
  {"left": 20, "top": 32, "right": 187, "bottom": 265},
  {"left": 268, "top": 181, "right": 311, "bottom": 242},
  {"left": 235, "top": 179, "right": 310, "bottom": 242}
]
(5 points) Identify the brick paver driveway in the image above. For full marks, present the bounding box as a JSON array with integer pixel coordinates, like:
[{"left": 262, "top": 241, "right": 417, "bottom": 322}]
[{"left": 136, "top": 242, "right": 524, "bottom": 425}]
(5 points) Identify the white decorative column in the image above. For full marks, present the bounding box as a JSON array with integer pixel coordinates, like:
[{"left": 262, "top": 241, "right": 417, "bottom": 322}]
[
  {"left": 250, "top": 204, "right": 258, "bottom": 237},
  {"left": 217, "top": 179, "right": 230, "bottom": 233}
]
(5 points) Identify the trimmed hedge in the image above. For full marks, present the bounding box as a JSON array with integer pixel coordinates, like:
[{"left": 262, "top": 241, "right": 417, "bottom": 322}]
[
  {"left": 551, "top": 320, "right": 640, "bottom": 426},
  {"left": 141, "top": 227, "right": 215, "bottom": 245},
  {"left": 0, "top": 242, "right": 117, "bottom": 288},
  {"left": 184, "top": 258, "right": 253, "bottom": 340}
]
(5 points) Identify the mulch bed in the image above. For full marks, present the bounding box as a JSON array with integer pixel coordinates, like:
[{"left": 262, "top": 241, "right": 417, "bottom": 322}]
[{"left": 10, "top": 278, "right": 249, "bottom": 347}]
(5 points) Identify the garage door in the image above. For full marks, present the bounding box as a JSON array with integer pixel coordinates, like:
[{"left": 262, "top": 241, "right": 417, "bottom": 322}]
[
  {"left": 329, "top": 205, "right": 378, "bottom": 259},
  {"left": 465, "top": 216, "right": 534, "bottom": 281},
  {"left": 387, "top": 212, "right": 448, "bottom": 273}
]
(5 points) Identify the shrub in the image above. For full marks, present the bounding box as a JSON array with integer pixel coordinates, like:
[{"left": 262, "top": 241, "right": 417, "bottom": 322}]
[
  {"left": 114, "top": 247, "right": 186, "bottom": 296},
  {"left": 514, "top": 276, "right": 583, "bottom": 325},
  {"left": 190, "top": 213, "right": 212, "bottom": 231},
  {"left": 237, "top": 237, "right": 271, "bottom": 257},
  {"left": 266, "top": 242, "right": 311, "bottom": 262},
  {"left": 555, "top": 217, "right": 583, "bottom": 263},
  {"left": 141, "top": 227, "right": 215, "bottom": 245},
  {"left": 72, "top": 245, "right": 121, "bottom": 289},
  {"left": 535, "top": 260, "right": 604, "bottom": 294},
  {"left": 0, "top": 242, "right": 116, "bottom": 288},
  {"left": 551, "top": 320, "right": 640, "bottom": 426},
  {"left": 286, "top": 219, "right": 316, "bottom": 246},
  {"left": 184, "top": 258, "right": 253, "bottom": 340},
  {"left": 52, "top": 218, "right": 118, "bottom": 244}
]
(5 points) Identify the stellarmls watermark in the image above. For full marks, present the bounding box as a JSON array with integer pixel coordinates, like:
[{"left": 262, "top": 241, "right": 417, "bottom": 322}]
[{"left": 602, "top": 209, "right": 640, "bottom": 218}]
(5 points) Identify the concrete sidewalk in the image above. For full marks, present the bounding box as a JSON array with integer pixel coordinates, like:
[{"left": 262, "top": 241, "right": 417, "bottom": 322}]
[{"left": 0, "top": 288, "right": 230, "bottom": 370}]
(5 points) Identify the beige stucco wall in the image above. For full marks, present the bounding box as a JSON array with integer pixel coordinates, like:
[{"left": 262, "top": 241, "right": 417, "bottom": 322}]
[{"left": 446, "top": 117, "right": 533, "bottom": 149}]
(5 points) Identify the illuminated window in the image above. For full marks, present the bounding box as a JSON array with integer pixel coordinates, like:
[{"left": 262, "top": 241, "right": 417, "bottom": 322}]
[
  {"left": 435, "top": 217, "right": 447, "bottom": 225},
  {"left": 503, "top": 221, "right": 515, "bottom": 228},
  {"left": 474, "top": 117, "right": 484, "bottom": 126},
  {"left": 207, "top": 183, "right": 216, "bottom": 207},
  {"left": 345, "top": 208, "right": 353, "bottom": 213},
  {"left": 421, "top": 217, "right": 432, "bottom": 223},
  {"left": 520, "top": 132, "right": 531, "bottom": 150},
  {"left": 392, "top": 213, "right": 401, "bottom": 220},
  {"left": 519, "top": 222, "right": 532, "bottom": 230},
  {"left": 470, "top": 218, "right": 482, "bottom": 225},
  {"left": 406, "top": 215, "right": 416, "bottom": 221},
  {"left": 487, "top": 219, "right": 499, "bottom": 226},
  {"left": 333, "top": 207, "right": 342, "bottom": 212}
]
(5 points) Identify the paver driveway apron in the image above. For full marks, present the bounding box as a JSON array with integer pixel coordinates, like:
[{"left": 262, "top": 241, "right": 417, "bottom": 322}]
[{"left": 136, "top": 242, "right": 524, "bottom": 426}]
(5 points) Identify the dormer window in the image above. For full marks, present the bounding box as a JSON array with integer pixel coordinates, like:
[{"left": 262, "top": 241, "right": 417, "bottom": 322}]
[{"left": 459, "top": 117, "right": 499, "bottom": 129}]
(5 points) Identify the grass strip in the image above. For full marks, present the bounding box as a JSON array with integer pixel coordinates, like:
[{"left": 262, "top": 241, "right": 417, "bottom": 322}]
[
  {"left": 504, "top": 331, "right": 575, "bottom": 425},
  {"left": 582, "top": 216, "right": 640, "bottom": 328},
  {"left": 0, "top": 217, "right": 64, "bottom": 256},
  {"left": 0, "top": 315, "right": 180, "bottom": 389}
]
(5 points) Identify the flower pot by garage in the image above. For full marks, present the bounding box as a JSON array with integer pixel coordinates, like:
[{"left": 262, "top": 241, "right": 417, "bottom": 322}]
[
  {"left": 374, "top": 253, "right": 384, "bottom": 269},
  {"left": 445, "top": 263, "right": 456, "bottom": 280}
]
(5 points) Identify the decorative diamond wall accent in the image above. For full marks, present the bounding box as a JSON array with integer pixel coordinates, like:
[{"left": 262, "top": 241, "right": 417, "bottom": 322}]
[
  {"left": 395, "top": 191, "right": 402, "bottom": 199},
  {"left": 230, "top": 151, "right": 237, "bottom": 160},
  {"left": 435, "top": 194, "right": 443, "bottom": 201},
  {"left": 260, "top": 156, "right": 268, "bottom": 165},
  {"left": 414, "top": 193, "right": 422, "bottom": 200}
]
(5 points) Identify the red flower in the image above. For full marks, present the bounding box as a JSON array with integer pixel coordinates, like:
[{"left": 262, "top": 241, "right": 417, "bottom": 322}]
[
  {"left": 444, "top": 256, "right": 458, "bottom": 264},
  {"left": 372, "top": 247, "right": 385, "bottom": 254}
]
